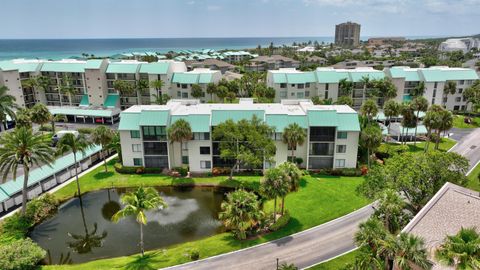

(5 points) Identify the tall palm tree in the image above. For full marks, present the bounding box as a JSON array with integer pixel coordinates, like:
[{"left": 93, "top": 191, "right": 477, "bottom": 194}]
[
  {"left": 435, "top": 227, "right": 480, "bottom": 270},
  {"left": 360, "top": 99, "right": 379, "bottom": 123},
  {"left": 206, "top": 82, "right": 217, "bottom": 101},
  {"left": 360, "top": 124, "right": 382, "bottom": 167},
  {"left": 355, "top": 218, "right": 388, "bottom": 256},
  {"left": 400, "top": 103, "right": 417, "bottom": 145},
  {"left": 151, "top": 93, "right": 170, "bottom": 105},
  {"left": 58, "top": 74, "right": 76, "bottom": 106},
  {"left": 51, "top": 114, "right": 67, "bottom": 135},
  {"left": 30, "top": 103, "right": 52, "bottom": 131},
  {"left": 107, "top": 131, "right": 122, "bottom": 163},
  {"left": 282, "top": 123, "right": 306, "bottom": 162},
  {"left": 383, "top": 99, "right": 400, "bottom": 140},
  {"left": 435, "top": 110, "right": 453, "bottom": 150},
  {"left": 338, "top": 78, "right": 353, "bottom": 97},
  {"left": 410, "top": 97, "right": 429, "bottom": 146},
  {"left": 0, "top": 127, "right": 55, "bottom": 215},
  {"left": 56, "top": 133, "right": 93, "bottom": 197},
  {"left": 167, "top": 119, "right": 192, "bottom": 166},
  {"left": 260, "top": 167, "right": 290, "bottom": 221},
  {"left": 411, "top": 81, "right": 426, "bottom": 97},
  {"left": 374, "top": 189, "right": 407, "bottom": 234},
  {"left": 149, "top": 79, "right": 164, "bottom": 97},
  {"left": 92, "top": 126, "right": 114, "bottom": 172},
  {"left": 136, "top": 79, "right": 150, "bottom": 104},
  {"left": 277, "top": 162, "right": 302, "bottom": 214},
  {"left": 443, "top": 81, "right": 457, "bottom": 107},
  {"left": 15, "top": 108, "right": 33, "bottom": 129},
  {"left": 423, "top": 105, "right": 443, "bottom": 152},
  {"left": 0, "top": 85, "right": 17, "bottom": 131},
  {"left": 218, "top": 189, "right": 263, "bottom": 240},
  {"left": 112, "top": 187, "right": 167, "bottom": 257},
  {"left": 360, "top": 76, "right": 371, "bottom": 102}
]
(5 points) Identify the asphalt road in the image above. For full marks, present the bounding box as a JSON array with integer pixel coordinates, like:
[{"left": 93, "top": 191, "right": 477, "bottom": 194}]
[
  {"left": 450, "top": 128, "right": 480, "bottom": 172},
  {"left": 162, "top": 204, "right": 374, "bottom": 270}
]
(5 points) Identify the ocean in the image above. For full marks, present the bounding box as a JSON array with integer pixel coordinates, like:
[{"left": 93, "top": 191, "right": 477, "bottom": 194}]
[{"left": 0, "top": 36, "right": 441, "bottom": 60}]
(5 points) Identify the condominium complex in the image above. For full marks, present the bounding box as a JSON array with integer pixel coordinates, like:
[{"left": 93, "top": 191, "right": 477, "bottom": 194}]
[
  {"left": 267, "top": 66, "right": 479, "bottom": 110},
  {"left": 118, "top": 99, "right": 360, "bottom": 172},
  {"left": 335, "top": 22, "right": 361, "bottom": 47}
]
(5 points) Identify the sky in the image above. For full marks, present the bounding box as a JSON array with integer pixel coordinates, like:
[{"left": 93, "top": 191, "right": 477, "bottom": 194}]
[{"left": 1, "top": 0, "right": 479, "bottom": 39}]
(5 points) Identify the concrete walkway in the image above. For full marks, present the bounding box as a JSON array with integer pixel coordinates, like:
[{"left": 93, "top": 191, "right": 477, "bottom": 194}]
[{"left": 162, "top": 204, "right": 374, "bottom": 270}]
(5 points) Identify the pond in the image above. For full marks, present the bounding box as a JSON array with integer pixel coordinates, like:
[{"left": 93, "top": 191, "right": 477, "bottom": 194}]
[{"left": 30, "top": 186, "right": 228, "bottom": 264}]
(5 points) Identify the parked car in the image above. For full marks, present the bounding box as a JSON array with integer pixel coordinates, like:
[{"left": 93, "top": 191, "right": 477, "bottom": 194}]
[{"left": 52, "top": 130, "right": 79, "bottom": 146}]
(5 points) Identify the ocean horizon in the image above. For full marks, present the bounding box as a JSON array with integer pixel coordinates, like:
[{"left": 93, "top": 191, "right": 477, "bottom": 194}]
[{"left": 0, "top": 36, "right": 445, "bottom": 60}]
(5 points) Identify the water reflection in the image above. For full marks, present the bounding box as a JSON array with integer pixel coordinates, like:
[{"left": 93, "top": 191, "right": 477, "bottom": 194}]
[{"left": 30, "top": 186, "right": 226, "bottom": 264}]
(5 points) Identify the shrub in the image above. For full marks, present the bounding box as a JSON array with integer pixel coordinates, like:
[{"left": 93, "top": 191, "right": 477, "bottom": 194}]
[
  {"left": 114, "top": 163, "right": 138, "bottom": 174},
  {"left": 77, "top": 127, "right": 94, "bottom": 135},
  {"left": 39, "top": 125, "right": 53, "bottom": 132},
  {"left": 25, "top": 193, "right": 59, "bottom": 225},
  {"left": 0, "top": 214, "right": 32, "bottom": 245},
  {"left": 173, "top": 166, "right": 189, "bottom": 177},
  {"left": 184, "top": 248, "right": 200, "bottom": 261},
  {"left": 308, "top": 168, "right": 361, "bottom": 177},
  {"left": 0, "top": 238, "right": 46, "bottom": 270},
  {"left": 212, "top": 167, "right": 231, "bottom": 176},
  {"left": 294, "top": 157, "right": 303, "bottom": 165},
  {"left": 270, "top": 210, "right": 290, "bottom": 232},
  {"left": 376, "top": 144, "right": 409, "bottom": 159}
]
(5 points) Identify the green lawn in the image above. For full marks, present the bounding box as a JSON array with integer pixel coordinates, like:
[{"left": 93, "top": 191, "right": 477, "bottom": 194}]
[
  {"left": 307, "top": 249, "right": 359, "bottom": 270},
  {"left": 378, "top": 138, "right": 456, "bottom": 154},
  {"left": 42, "top": 162, "right": 370, "bottom": 270},
  {"left": 452, "top": 115, "right": 480, "bottom": 129},
  {"left": 467, "top": 162, "right": 480, "bottom": 191}
]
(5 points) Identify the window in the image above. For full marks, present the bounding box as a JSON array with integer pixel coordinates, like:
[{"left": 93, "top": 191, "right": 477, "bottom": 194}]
[
  {"left": 176, "top": 83, "right": 180, "bottom": 87},
  {"left": 297, "top": 84, "right": 304, "bottom": 89},
  {"left": 144, "top": 156, "right": 168, "bottom": 168},
  {"left": 455, "top": 97, "right": 461, "bottom": 102},
  {"left": 142, "top": 126, "right": 166, "bottom": 140},
  {"left": 454, "top": 105, "right": 460, "bottom": 111},
  {"left": 133, "top": 158, "right": 143, "bottom": 166},
  {"left": 130, "top": 130, "right": 140, "bottom": 138},
  {"left": 181, "top": 84, "right": 188, "bottom": 89},
  {"left": 459, "top": 80, "right": 465, "bottom": 85},
  {"left": 325, "top": 91, "right": 328, "bottom": 99},
  {"left": 433, "top": 89, "right": 437, "bottom": 97},
  {"left": 306, "top": 83, "right": 310, "bottom": 88},
  {"left": 280, "top": 83, "right": 286, "bottom": 88},
  {"left": 337, "top": 131, "right": 348, "bottom": 139},
  {"left": 434, "top": 82, "right": 438, "bottom": 89},
  {"left": 132, "top": 144, "right": 141, "bottom": 152},
  {"left": 177, "top": 91, "right": 181, "bottom": 97},
  {"left": 182, "top": 92, "right": 188, "bottom": 98},
  {"left": 458, "top": 88, "right": 463, "bottom": 94},
  {"left": 193, "top": 132, "right": 210, "bottom": 140},
  {"left": 325, "top": 83, "right": 329, "bottom": 90},
  {"left": 143, "top": 142, "right": 168, "bottom": 155},
  {"left": 291, "top": 84, "right": 295, "bottom": 87},
  {"left": 309, "top": 143, "right": 334, "bottom": 156},
  {"left": 200, "top": 146, "right": 210, "bottom": 155},
  {"left": 305, "top": 91, "right": 310, "bottom": 97},
  {"left": 182, "top": 156, "right": 189, "bottom": 164},
  {"left": 291, "top": 92, "right": 295, "bottom": 96},
  {"left": 335, "top": 159, "right": 346, "bottom": 168},
  {"left": 336, "top": 145, "right": 346, "bottom": 153},
  {"left": 297, "top": 92, "right": 305, "bottom": 98},
  {"left": 280, "top": 91, "right": 287, "bottom": 98},
  {"left": 200, "top": 160, "right": 211, "bottom": 169}
]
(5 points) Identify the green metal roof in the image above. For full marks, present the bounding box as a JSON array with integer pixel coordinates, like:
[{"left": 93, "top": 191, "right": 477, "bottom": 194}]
[
  {"left": 106, "top": 62, "right": 140, "bottom": 74},
  {"left": 0, "top": 145, "right": 101, "bottom": 198},
  {"left": 337, "top": 113, "right": 361, "bottom": 131},
  {"left": 444, "top": 69, "right": 479, "bottom": 81},
  {"left": 349, "top": 71, "right": 385, "bottom": 82},
  {"left": 139, "top": 62, "right": 170, "bottom": 74},
  {"left": 118, "top": 112, "right": 141, "bottom": 130},
  {"left": 265, "top": 114, "right": 308, "bottom": 132},
  {"left": 171, "top": 114, "right": 211, "bottom": 132},
  {"left": 79, "top": 95, "right": 89, "bottom": 106},
  {"left": 0, "top": 60, "right": 41, "bottom": 73},
  {"left": 49, "top": 107, "right": 116, "bottom": 117},
  {"left": 85, "top": 60, "right": 104, "bottom": 69},
  {"left": 198, "top": 73, "right": 213, "bottom": 84},
  {"left": 388, "top": 67, "right": 420, "bottom": 81},
  {"left": 316, "top": 70, "right": 349, "bottom": 83},
  {"left": 40, "top": 62, "right": 86, "bottom": 73},
  {"left": 419, "top": 68, "right": 479, "bottom": 82},
  {"left": 172, "top": 73, "right": 199, "bottom": 84},
  {"left": 307, "top": 110, "right": 338, "bottom": 126},
  {"left": 272, "top": 73, "right": 287, "bottom": 84},
  {"left": 419, "top": 69, "right": 445, "bottom": 82},
  {"left": 138, "top": 110, "right": 170, "bottom": 126},
  {"left": 286, "top": 72, "right": 317, "bottom": 84},
  {"left": 104, "top": 94, "right": 119, "bottom": 108},
  {"left": 211, "top": 110, "right": 265, "bottom": 125}
]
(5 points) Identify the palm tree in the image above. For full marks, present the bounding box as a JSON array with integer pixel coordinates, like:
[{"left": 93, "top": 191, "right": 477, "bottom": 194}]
[
  {"left": 0, "top": 85, "right": 17, "bottom": 131},
  {"left": 136, "top": 79, "right": 150, "bottom": 104},
  {"left": 107, "top": 131, "right": 122, "bottom": 163},
  {"left": 0, "top": 127, "right": 55, "bottom": 215},
  {"left": 277, "top": 162, "right": 302, "bottom": 214},
  {"left": 206, "top": 82, "right": 217, "bottom": 101},
  {"left": 15, "top": 108, "right": 33, "bottom": 129},
  {"left": 410, "top": 97, "right": 429, "bottom": 146},
  {"left": 51, "top": 114, "right": 67, "bottom": 135},
  {"left": 383, "top": 100, "right": 400, "bottom": 140},
  {"left": 113, "top": 80, "right": 135, "bottom": 96},
  {"left": 56, "top": 133, "right": 93, "bottom": 197},
  {"left": 58, "top": 74, "right": 76, "bottom": 106},
  {"left": 393, "top": 233, "right": 432, "bottom": 270},
  {"left": 92, "top": 126, "right": 114, "bottom": 172},
  {"left": 423, "top": 105, "right": 443, "bottom": 152},
  {"left": 360, "top": 99, "right": 379, "bottom": 123},
  {"left": 149, "top": 79, "right": 164, "bottom": 97},
  {"left": 360, "top": 76, "right": 371, "bottom": 102},
  {"left": 190, "top": 84, "right": 203, "bottom": 99},
  {"left": 112, "top": 187, "right": 167, "bottom": 256},
  {"left": 338, "top": 78, "right": 353, "bottom": 97},
  {"left": 282, "top": 123, "right": 306, "bottom": 162},
  {"left": 360, "top": 124, "right": 382, "bottom": 167},
  {"left": 335, "top": 96, "right": 354, "bottom": 106},
  {"left": 151, "top": 93, "right": 170, "bottom": 105},
  {"left": 374, "top": 189, "right": 407, "bottom": 234},
  {"left": 400, "top": 103, "right": 417, "bottom": 145},
  {"left": 411, "top": 81, "right": 426, "bottom": 97},
  {"left": 435, "top": 227, "right": 480, "bottom": 270},
  {"left": 435, "top": 110, "right": 453, "bottom": 150},
  {"left": 30, "top": 103, "right": 52, "bottom": 131},
  {"left": 355, "top": 218, "right": 388, "bottom": 256},
  {"left": 260, "top": 168, "right": 289, "bottom": 222},
  {"left": 443, "top": 81, "right": 457, "bottom": 107},
  {"left": 218, "top": 189, "right": 263, "bottom": 240},
  {"left": 167, "top": 119, "right": 192, "bottom": 166}
]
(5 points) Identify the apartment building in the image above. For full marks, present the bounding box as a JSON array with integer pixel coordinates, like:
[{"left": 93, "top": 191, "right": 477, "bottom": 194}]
[
  {"left": 385, "top": 66, "right": 479, "bottom": 111},
  {"left": 247, "top": 55, "right": 300, "bottom": 72},
  {"left": 222, "top": 51, "right": 255, "bottom": 63},
  {"left": 118, "top": 99, "right": 360, "bottom": 172},
  {"left": 335, "top": 22, "right": 361, "bottom": 47},
  {"left": 267, "top": 67, "right": 385, "bottom": 108},
  {"left": 0, "top": 59, "right": 43, "bottom": 108},
  {"left": 171, "top": 68, "right": 222, "bottom": 102}
]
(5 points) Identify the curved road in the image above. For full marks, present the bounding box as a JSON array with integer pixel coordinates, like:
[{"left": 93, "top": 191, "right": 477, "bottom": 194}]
[{"left": 162, "top": 204, "right": 374, "bottom": 270}]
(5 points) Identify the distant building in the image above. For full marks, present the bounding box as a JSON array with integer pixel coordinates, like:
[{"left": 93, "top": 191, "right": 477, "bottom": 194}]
[
  {"left": 335, "top": 22, "right": 361, "bottom": 47},
  {"left": 247, "top": 55, "right": 300, "bottom": 72},
  {"left": 367, "top": 37, "right": 405, "bottom": 46},
  {"left": 439, "top": 37, "right": 480, "bottom": 53},
  {"left": 184, "top": 59, "right": 235, "bottom": 74}
]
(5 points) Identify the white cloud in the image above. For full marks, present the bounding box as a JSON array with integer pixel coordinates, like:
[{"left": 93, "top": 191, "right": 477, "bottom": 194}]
[{"left": 423, "top": 0, "right": 480, "bottom": 14}]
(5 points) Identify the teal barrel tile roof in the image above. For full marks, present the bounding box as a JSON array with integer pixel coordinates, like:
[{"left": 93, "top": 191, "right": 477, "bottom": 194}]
[
  {"left": 307, "top": 110, "right": 338, "bottom": 127},
  {"left": 139, "top": 62, "right": 170, "bottom": 74},
  {"left": 337, "top": 113, "right": 361, "bottom": 131},
  {"left": 85, "top": 59, "right": 104, "bottom": 69},
  {"left": 104, "top": 94, "right": 120, "bottom": 108},
  {"left": 0, "top": 60, "right": 41, "bottom": 73},
  {"left": 211, "top": 110, "right": 265, "bottom": 125},
  {"left": 106, "top": 62, "right": 140, "bottom": 74},
  {"left": 49, "top": 107, "right": 116, "bottom": 117},
  {"left": 198, "top": 73, "right": 213, "bottom": 84},
  {"left": 266, "top": 114, "right": 308, "bottom": 132},
  {"left": 138, "top": 110, "right": 170, "bottom": 126},
  {"left": 0, "top": 145, "right": 101, "bottom": 197},
  {"left": 272, "top": 73, "right": 287, "bottom": 84},
  {"left": 316, "top": 70, "right": 349, "bottom": 83},
  {"left": 349, "top": 71, "right": 385, "bottom": 82},
  {"left": 172, "top": 73, "right": 199, "bottom": 84},
  {"left": 118, "top": 112, "right": 141, "bottom": 130},
  {"left": 40, "top": 62, "right": 86, "bottom": 73},
  {"left": 171, "top": 114, "right": 211, "bottom": 132},
  {"left": 79, "top": 94, "right": 89, "bottom": 106},
  {"left": 286, "top": 72, "right": 317, "bottom": 84}
]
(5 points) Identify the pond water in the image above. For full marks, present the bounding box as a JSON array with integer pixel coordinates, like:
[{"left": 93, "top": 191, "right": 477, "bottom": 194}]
[{"left": 30, "top": 186, "right": 227, "bottom": 264}]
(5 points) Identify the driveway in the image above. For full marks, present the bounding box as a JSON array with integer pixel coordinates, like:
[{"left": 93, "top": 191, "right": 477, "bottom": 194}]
[
  {"left": 449, "top": 128, "right": 480, "bottom": 172},
  {"left": 162, "top": 204, "right": 374, "bottom": 270}
]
